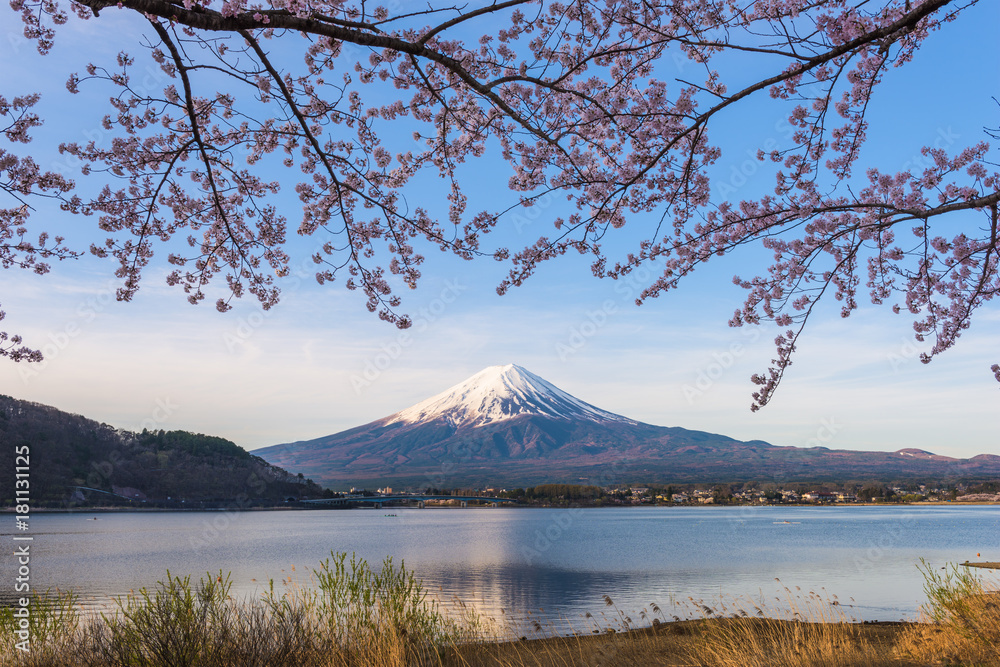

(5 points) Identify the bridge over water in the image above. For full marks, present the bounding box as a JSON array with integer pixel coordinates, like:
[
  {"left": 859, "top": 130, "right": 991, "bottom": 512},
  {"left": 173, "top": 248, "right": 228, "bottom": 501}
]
[{"left": 301, "top": 494, "right": 517, "bottom": 508}]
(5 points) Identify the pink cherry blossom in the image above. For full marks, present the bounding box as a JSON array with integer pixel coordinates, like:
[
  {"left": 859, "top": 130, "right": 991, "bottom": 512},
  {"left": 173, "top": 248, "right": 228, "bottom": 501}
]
[
  {"left": 1, "top": 93, "right": 79, "bottom": 360},
  {"left": 3, "top": 0, "right": 997, "bottom": 408}
]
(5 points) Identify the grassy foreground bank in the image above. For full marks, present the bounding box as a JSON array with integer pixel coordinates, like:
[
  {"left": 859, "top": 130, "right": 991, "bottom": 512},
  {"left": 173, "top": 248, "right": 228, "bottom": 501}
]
[{"left": 2, "top": 554, "right": 998, "bottom": 667}]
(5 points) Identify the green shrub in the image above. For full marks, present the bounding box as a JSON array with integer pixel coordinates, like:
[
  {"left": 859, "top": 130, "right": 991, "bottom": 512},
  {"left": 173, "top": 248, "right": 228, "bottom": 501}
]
[
  {"left": 309, "top": 551, "right": 457, "bottom": 647},
  {"left": 0, "top": 553, "right": 474, "bottom": 666},
  {"left": 0, "top": 589, "right": 80, "bottom": 661}
]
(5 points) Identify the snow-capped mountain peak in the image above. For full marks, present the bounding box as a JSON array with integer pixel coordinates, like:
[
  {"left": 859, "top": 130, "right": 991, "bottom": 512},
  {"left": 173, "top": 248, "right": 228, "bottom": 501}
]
[{"left": 385, "top": 364, "right": 635, "bottom": 427}]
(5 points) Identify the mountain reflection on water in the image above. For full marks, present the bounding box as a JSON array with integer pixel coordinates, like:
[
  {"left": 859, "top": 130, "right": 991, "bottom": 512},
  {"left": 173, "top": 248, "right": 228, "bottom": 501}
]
[{"left": 4, "top": 506, "right": 996, "bottom": 635}]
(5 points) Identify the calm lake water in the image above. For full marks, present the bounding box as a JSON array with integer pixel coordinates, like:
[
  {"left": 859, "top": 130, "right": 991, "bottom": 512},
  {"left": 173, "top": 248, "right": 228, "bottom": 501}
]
[{"left": 3, "top": 506, "right": 998, "bottom": 634}]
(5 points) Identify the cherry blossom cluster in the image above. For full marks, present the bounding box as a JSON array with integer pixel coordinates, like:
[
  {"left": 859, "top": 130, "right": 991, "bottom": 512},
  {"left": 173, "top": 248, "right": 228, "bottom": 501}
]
[
  {"left": 1, "top": 93, "right": 78, "bottom": 360},
  {"left": 4, "top": 0, "right": 997, "bottom": 406}
]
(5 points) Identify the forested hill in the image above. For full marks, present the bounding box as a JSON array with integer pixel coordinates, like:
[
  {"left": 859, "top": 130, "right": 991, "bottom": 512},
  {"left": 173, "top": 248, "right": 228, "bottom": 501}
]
[{"left": 0, "top": 395, "right": 325, "bottom": 507}]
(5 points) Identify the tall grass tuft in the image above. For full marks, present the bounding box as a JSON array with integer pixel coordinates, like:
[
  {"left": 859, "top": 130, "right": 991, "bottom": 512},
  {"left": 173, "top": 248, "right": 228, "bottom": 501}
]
[
  {"left": 0, "top": 589, "right": 80, "bottom": 665},
  {"left": 0, "top": 553, "right": 472, "bottom": 667},
  {"left": 897, "top": 560, "right": 1000, "bottom": 666},
  {"left": 83, "top": 571, "right": 320, "bottom": 667},
  {"left": 310, "top": 551, "right": 458, "bottom": 648}
]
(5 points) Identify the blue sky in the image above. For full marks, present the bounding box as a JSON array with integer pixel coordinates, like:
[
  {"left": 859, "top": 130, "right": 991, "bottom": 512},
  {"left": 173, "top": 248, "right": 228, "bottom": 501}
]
[{"left": 1, "top": 2, "right": 997, "bottom": 462}]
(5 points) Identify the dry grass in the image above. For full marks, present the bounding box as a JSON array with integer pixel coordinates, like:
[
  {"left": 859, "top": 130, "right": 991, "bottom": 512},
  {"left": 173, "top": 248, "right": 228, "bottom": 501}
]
[
  {"left": 2, "top": 556, "right": 999, "bottom": 667},
  {"left": 442, "top": 619, "right": 920, "bottom": 667},
  {"left": 659, "top": 583, "right": 899, "bottom": 667},
  {"left": 677, "top": 618, "right": 896, "bottom": 667},
  {"left": 446, "top": 624, "right": 697, "bottom": 667},
  {"left": 895, "top": 562, "right": 1000, "bottom": 666}
]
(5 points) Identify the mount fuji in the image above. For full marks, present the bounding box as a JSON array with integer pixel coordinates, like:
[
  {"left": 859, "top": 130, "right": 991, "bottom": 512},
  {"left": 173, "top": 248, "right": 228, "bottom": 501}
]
[
  {"left": 385, "top": 364, "right": 635, "bottom": 428},
  {"left": 254, "top": 364, "right": 1000, "bottom": 487}
]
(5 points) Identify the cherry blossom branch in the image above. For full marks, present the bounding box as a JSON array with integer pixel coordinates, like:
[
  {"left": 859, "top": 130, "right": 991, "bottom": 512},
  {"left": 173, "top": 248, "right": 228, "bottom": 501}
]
[
  {"left": 7, "top": 0, "right": 998, "bottom": 402},
  {"left": 1, "top": 92, "right": 80, "bottom": 361}
]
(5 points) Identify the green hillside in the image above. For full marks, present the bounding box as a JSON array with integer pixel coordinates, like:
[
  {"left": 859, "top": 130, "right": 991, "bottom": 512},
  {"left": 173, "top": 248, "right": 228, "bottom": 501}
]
[{"left": 0, "top": 395, "right": 325, "bottom": 507}]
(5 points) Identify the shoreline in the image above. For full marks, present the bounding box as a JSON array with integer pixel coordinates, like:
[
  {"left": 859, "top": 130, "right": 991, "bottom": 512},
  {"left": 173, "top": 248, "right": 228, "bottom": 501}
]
[
  {"left": 6, "top": 500, "right": 999, "bottom": 513},
  {"left": 0, "top": 604, "right": 971, "bottom": 667}
]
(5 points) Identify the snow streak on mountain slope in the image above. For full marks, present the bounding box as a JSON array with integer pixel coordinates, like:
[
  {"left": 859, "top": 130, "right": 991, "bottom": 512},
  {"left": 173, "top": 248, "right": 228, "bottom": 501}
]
[{"left": 385, "top": 364, "right": 636, "bottom": 427}]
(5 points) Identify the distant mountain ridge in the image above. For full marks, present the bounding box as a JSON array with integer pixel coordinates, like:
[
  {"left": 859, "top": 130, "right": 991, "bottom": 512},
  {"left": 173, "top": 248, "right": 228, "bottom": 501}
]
[{"left": 255, "top": 365, "right": 1000, "bottom": 487}]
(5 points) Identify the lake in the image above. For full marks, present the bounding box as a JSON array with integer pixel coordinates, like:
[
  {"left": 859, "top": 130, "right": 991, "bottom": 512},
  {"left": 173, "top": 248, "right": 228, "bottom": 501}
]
[{"left": 4, "top": 505, "right": 998, "bottom": 635}]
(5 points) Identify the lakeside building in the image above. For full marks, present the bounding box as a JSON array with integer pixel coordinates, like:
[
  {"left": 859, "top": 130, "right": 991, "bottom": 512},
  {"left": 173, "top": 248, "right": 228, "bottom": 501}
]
[{"left": 802, "top": 491, "right": 837, "bottom": 502}]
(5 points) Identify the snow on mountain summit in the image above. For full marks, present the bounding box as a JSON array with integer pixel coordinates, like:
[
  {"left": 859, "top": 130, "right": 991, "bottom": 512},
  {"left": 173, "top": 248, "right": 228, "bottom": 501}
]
[{"left": 385, "top": 364, "right": 635, "bottom": 427}]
